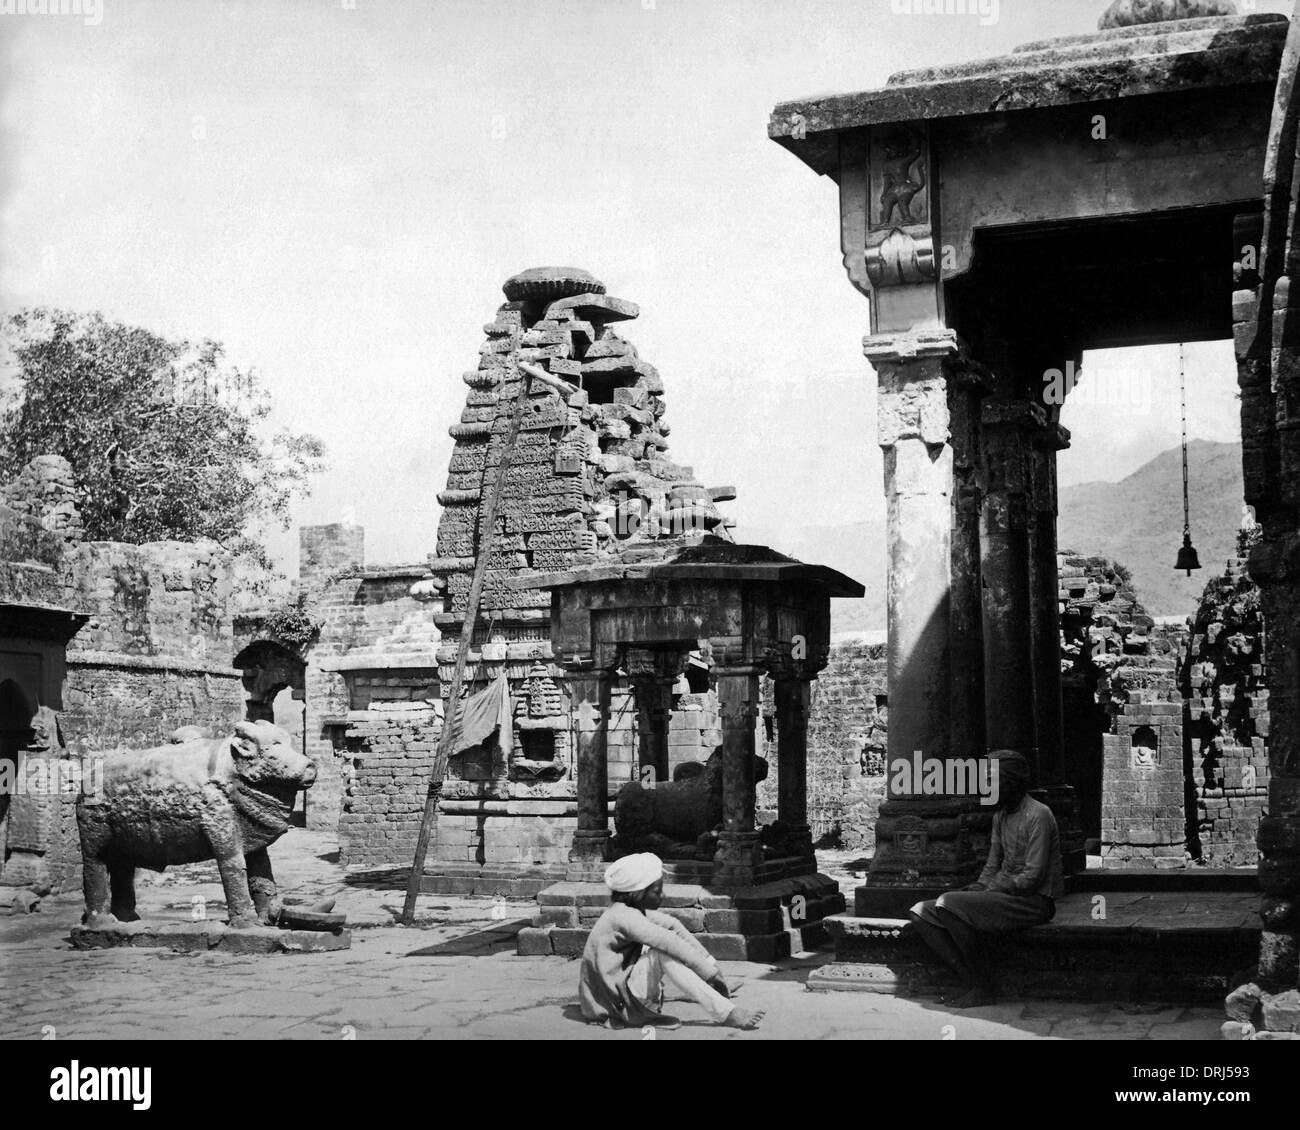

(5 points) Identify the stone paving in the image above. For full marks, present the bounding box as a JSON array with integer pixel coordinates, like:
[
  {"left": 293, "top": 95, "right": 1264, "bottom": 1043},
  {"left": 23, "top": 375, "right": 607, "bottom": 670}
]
[{"left": 0, "top": 829, "right": 1225, "bottom": 1041}]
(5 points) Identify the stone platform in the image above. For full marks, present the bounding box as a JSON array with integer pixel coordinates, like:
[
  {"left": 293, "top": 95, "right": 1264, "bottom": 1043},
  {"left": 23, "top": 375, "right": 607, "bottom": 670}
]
[
  {"left": 70, "top": 921, "right": 351, "bottom": 954},
  {"left": 809, "top": 891, "right": 1260, "bottom": 1004},
  {"left": 516, "top": 872, "right": 844, "bottom": 962},
  {"left": 419, "top": 863, "right": 567, "bottom": 897}
]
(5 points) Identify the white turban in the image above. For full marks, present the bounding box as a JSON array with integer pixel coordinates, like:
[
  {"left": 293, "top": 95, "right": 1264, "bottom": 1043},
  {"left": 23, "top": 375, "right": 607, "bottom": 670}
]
[{"left": 603, "top": 853, "right": 663, "bottom": 893}]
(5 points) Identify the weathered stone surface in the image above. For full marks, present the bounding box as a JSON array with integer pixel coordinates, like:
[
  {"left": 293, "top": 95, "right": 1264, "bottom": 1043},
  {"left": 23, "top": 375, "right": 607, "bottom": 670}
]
[
  {"left": 768, "top": 12, "right": 1286, "bottom": 175},
  {"left": 77, "top": 720, "right": 316, "bottom": 928},
  {"left": 544, "top": 292, "right": 639, "bottom": 323},
  {"left": 1099, "top": 0, "right": 1238, "bottom": 29},
  {"left": 502, "top": 267, "right": 605, "bottom": 303},
  {"left": 1224, "top": 980, "right": 1263, "bottom": 1024},
  {"left": 1260, "top": 989, "right": 1300, "bottom": 1033},
  {"left": 70, "top": 920, "right": 349, "bottom": 953}
]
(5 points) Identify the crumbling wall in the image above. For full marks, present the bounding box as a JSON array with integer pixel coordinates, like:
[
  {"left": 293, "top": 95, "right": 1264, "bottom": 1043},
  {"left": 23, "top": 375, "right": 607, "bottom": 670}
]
[
  {"left": 278, "top": 525, "right": 442, "bottom": 836},
  {"left": 1184, "top": 552, "right": 1269, "bottom": 866},
  {"left": 2, "top": 458, "right": 244, "bottom": 890},
  {"left": 59, "top": 540, "right": 241, "bottom": 752},
  {"left": 1059, "top": 551, "right": 1191, "bottom": 869},
  {"left": 337, "top": 703, "right": 439, "bottom": 869},
  {"left": 0, "top": 454, "right": 82, "bottom": 567}
]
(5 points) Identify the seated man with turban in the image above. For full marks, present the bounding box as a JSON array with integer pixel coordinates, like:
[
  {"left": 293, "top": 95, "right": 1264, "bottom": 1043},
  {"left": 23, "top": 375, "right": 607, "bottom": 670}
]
[
  {"left": 907, "top": 750, "right": 1064, "bottom": 1009},
  {"left": 578, "top": 852, "right": 763, "bottom": 1030}
]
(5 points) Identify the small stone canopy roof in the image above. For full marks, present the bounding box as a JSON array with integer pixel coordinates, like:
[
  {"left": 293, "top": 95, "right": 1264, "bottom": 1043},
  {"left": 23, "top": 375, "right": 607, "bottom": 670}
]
[
  {"left": 517, "top": 539, "right": 865, "bottom": 599},
  {"left": 769, "top": 12, "right": 1287, "bottom": 176},
  {"left": 0, "top": 602, "right": 87, "bottom": 642}
]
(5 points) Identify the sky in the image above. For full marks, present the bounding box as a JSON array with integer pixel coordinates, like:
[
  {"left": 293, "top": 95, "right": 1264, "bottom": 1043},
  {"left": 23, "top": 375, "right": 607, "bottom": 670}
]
[{"left": 1, "top": 0, "right": 1288, "bottom": 578}]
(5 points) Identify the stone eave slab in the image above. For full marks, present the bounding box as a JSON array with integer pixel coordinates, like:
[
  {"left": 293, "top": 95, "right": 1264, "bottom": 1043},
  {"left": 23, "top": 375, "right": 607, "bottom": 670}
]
[
  {"left": 317, "top": 655, "right": 440, "bottom": 672},
  {"left": 768, "top": 13, "right": 1288, "bottom": 177},
  {"left": 513, "top": 561, "right": 865, "bottom": 599},
  {"left": 0, "top": 601, "right": 89, "bottom": 642}
]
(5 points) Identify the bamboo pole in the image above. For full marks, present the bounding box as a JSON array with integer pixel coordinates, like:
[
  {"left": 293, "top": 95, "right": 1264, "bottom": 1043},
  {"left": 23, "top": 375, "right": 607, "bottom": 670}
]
[{"left": 400, "top": 361, "right": 541, "bottom": 924}]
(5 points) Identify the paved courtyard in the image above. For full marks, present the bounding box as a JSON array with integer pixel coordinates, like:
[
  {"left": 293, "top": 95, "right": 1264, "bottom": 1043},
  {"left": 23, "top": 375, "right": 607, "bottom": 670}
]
[{"left": 0, "top": 829, "right": 1225, "bottom": 1041}]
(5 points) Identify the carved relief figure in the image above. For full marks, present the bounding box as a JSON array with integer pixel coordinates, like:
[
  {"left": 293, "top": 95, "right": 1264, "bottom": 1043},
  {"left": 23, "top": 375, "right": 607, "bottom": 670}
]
[{"left": 878, "top": 128, "right": 926, "bottom": 226}]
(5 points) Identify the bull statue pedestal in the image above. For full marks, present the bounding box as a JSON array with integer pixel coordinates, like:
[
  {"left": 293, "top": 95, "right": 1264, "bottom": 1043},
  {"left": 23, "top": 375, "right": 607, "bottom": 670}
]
[{"left": 70, "top": 720, "right": 350, "bottom": 954}]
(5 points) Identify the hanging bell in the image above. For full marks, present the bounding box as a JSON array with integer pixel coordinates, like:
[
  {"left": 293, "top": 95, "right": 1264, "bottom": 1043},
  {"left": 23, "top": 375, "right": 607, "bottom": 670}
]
[{"left": 1174, "top": 532, "right": 1201, "bottom": 577}]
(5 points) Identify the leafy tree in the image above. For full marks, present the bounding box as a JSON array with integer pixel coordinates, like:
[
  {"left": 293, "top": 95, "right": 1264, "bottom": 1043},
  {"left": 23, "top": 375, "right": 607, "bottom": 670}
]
[{"left": 0, "top": 309, "right": 325, "bottom": 565}]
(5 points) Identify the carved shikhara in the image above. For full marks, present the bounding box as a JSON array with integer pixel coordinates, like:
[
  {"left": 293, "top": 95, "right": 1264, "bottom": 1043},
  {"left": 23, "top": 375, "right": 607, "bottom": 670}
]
[{"left": 841, "top": 124, "right": 938, "bottom": 294}]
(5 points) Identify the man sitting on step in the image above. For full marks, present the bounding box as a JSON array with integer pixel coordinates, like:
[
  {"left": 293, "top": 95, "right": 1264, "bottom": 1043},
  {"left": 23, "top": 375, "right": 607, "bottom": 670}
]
[
  {"left": 578, "top": 852, "right": 763, "bottom": 1031},
  {"left": 907, "top": 750, "right": 1064, "bottom": 1009}
]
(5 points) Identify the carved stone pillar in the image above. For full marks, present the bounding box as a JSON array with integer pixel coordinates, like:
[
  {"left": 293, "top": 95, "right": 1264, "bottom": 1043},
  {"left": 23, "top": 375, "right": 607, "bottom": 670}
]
[
  {"left": 713, "top": 665, "right": 763, "bottom": 887},
  {"left": 1027, "top": 415, "right": 1086, "bottom": 874},
  {"left": 565, "top": 667, "right": 613, "bottom": 880},
  {"left": 773, "top": 676, "right": 814, "bottom": 859},
  {"left": 949, "top": 357, "right": 992, "bottom": 760},
  {"left": 860, "top": 330, "right": 988, "bottom": 911},
  {"left": 1027, "top": 418, "right": 1069, "bottom": 782},
  {"left": 625, "top": 647, "right": 685, "bottom": 787},
  {"left": 980, "top": 400, "right": 1040, "bottom": 763}
]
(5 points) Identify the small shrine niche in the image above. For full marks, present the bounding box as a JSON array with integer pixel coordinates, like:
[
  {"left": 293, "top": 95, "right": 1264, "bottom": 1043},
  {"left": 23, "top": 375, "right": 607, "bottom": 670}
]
[{"left": 512, "top": 662, "right": 569, "bottom": 782}]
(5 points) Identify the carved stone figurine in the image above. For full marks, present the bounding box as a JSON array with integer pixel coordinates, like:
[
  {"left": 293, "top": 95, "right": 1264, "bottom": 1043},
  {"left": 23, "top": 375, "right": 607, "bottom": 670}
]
[
  {"left": 76, "top": 720, "right": 316, "bottom": 929},
  {"left": 878, "top": 128, "right": 926, "bottom": 226},
  {"left": 612, "top": 745, "right": 768, "bottom": 860}
]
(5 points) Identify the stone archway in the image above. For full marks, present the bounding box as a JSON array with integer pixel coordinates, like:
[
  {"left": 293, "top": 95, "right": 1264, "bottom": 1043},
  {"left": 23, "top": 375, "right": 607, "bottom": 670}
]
[{"left": 233, "top": 640, "right": 306, "bottom": 724}]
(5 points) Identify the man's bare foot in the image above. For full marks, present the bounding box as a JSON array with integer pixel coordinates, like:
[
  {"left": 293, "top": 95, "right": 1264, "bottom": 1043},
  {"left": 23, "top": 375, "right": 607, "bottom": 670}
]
[{"left": 722, "top": 1006, "right": 764, "bottom": 1030}]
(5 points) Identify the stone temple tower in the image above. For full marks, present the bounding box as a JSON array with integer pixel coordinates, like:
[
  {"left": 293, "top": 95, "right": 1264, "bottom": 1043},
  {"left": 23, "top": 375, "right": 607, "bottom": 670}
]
[{"left": 425, "top": 267, "right": 736, "bottom": 893}]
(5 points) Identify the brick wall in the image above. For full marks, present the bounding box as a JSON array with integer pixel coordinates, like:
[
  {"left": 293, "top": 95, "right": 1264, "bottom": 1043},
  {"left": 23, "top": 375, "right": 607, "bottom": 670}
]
[
  {"left": 767, "top": 640, "right": 888, "bottom": 851},
  {"left": 337, "top": 704, "right": 439, "bottom": 868}
]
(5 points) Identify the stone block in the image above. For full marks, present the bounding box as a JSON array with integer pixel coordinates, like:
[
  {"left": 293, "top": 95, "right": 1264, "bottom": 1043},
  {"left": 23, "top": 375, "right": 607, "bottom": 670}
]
[
  {"left": 657, "top": 907, "right": 706, "bottom": 932},
  {"left": 549, "top": 928, "right": 590, "bottom": 957},
  {"left": 703, "top": 907, "right": 784, "bottom": 934},
  {"left": 1261, "top": 989, "right": 1300, "bottom": 1033},
  {"left": 516, "top": 927, "right": 555, "bottom": 956},
  {"left": 1225, "top": 981, "right": 1263, "bottom": 1024}
]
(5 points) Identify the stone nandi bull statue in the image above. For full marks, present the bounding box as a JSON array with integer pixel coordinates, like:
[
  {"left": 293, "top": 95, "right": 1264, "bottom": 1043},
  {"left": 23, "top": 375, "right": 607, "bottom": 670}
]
[
  {"left": 77, "top": 720, "right": 316, "bottom": 928},
  {"left": 612, "top": 745, "right": 768, "bottom": 860}
]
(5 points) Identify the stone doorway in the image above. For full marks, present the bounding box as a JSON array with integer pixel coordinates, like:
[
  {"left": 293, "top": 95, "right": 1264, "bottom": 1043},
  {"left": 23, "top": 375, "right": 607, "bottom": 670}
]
[{"left": 0, "top": 678, "right": 36, "bottom": 843}]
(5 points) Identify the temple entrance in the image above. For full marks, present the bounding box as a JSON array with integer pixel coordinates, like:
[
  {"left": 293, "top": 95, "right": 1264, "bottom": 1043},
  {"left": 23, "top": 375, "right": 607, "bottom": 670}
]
[
  {"left": 769, "top": 1, "right": 1290, "bottom": 1002},
  {"left": 0, "top": 678, "right": 36, "bottom": 835},
  {"left": 0, "top": 677, "right": 38, "bottom": 885},
  {"left": 1053, "top": 338, "right": 1252, "bottom": 863}
]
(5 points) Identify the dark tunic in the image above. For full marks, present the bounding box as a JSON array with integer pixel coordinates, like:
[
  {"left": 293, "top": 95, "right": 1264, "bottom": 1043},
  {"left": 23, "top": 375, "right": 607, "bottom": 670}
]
[{"left": 912, "top": 794, "right": 1063, "bottom": 933}]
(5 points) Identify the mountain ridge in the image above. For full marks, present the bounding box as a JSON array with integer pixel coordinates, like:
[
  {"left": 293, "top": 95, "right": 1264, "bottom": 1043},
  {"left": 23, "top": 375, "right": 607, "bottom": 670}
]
[{"left": 746, "top": 439, "right": 1245, "bottom": 632}]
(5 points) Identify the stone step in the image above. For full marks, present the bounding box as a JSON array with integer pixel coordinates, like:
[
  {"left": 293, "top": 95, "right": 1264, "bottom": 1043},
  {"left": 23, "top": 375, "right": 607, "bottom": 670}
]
[{"left": 811, "top": 892, "right": 1261, "bottom": 1003}]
